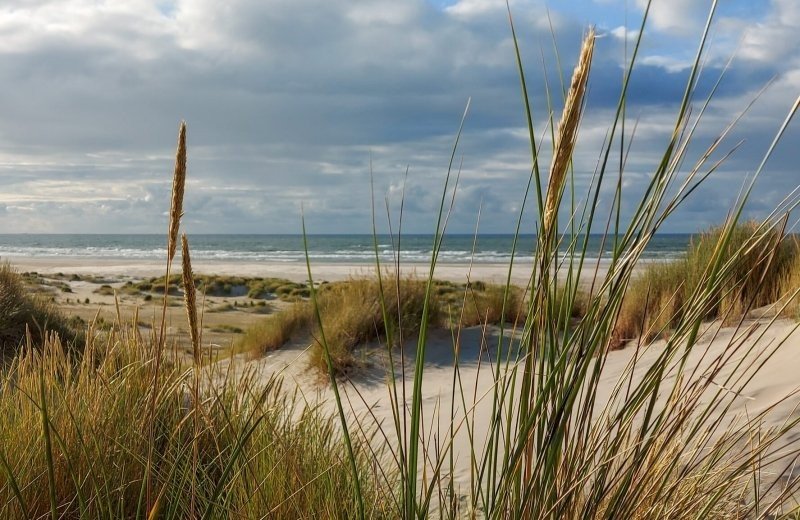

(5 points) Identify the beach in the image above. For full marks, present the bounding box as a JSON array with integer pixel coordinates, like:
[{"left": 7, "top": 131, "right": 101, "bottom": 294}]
[
  {"left": 4, "top": 237, "right": 800, "bottom": 518},
  {"left": 3, "top": 255, "right": 621, "bottom": 289},
  {"left": 215, "top": 312, "right": 800, "bottom": 505},
  {"left": 7, "top": 251, "right": 798, "bottom": 510}
]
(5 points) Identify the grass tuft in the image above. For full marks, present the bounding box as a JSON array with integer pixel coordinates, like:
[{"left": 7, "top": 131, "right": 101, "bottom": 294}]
[
  {"left": 613, "top": 221, "right": 798, "bottom": 347},
  {"left": 0, "top": 327, "right": 392, "bottom": 518},
  {"left": 0, "top": 263, "right": 83, "bottom": 356}
]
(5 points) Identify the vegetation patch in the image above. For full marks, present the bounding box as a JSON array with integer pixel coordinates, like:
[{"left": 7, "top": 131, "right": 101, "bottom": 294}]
[
  {"left": 613, "top": 222, "right": 799, "bottom": 347},
  {"left": 0, "top": 264, "right": 84, "bottom": 354},
  {"left": 0, "top": 330, "right": 391, "bottom": 518},
  {"left": 238, "top": 276, "right": 534, "bottom": 376},
  {"left": 93, "top": 284, "right": 116, "bottom": 296},
  {"left": 19, "top": 272, "right": 73, "bottom": 294},
  {"left": 133, "top": 274, "right": 310, "bottom": 301},
  {"left": 209, "top": 324, "right": 244, "bottom": 334}
]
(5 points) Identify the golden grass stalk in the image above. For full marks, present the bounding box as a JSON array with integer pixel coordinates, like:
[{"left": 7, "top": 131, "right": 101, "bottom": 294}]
[
  {"left": 149, "top": 120, "right": 188, "bottom": 511},
  {"left": 542, "top": 28, "right": 594, "bottom": 239},
  {"left": 181, "top": 232, "right": 201, "bottom": 518},
  {"left": 167, "top": 122, "right": 187, "bottom": 263},
  {"left": 181, "top": 233, "right": 199, "bottom": 362}
]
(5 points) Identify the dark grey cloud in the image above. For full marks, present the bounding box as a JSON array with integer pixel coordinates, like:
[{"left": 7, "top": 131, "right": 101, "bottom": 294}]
[{"left": 0, "top": 0, "right": 797, "bottom": 234}]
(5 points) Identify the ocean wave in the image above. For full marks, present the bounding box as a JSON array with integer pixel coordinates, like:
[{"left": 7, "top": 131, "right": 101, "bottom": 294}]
[{"left": 1, "top": 244, "right": 684, "bottom": 264}]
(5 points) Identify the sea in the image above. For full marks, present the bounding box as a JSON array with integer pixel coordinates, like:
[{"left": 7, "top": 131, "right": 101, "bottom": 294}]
[{"left": 0, "top": 234, "right": 692, "bottom": 264}]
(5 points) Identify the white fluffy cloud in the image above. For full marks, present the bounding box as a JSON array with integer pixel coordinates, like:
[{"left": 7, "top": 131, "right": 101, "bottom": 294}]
[
  {"left": 634, "top": 0, "right": 707, "bottom": 35},
  {"left": 738, "top": 0, "right": 800, "bottom": 63}
]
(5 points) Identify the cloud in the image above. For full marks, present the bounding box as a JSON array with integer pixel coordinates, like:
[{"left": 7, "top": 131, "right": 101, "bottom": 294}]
[
  {"left": 639, "top": 55, "right": 691, "bottom": 73},
  {"left": 737, "top": 0, "right": 800, "bottom": 63},
  {"left": 634, "top": 0, "right": 707, "bottom": 36},
  {"left": 609, "top": 25, "right": 640, "bottom": 43},
  {"left": 0, "top": 0, "right": 795, "bottom": 235}
]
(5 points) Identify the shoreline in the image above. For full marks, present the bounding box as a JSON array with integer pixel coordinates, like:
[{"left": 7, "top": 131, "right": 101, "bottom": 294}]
[{"left": 1, "top": 255, "right": 631, "bottom": 287}]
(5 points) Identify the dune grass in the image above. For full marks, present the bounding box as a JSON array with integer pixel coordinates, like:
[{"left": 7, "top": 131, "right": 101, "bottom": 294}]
[
  {"left": 0, "top": 312, "right": 391, "bottom": 518},
  {"left": 308, "top": 277, "right": 436, "bottom": 376},
  {"left": 0, "top": 263, "right": 83, "bottom": 356},
  {"left": 237, "top": 276, "right": 436, "bottom": 375},
  {"left": 332, "top": 5, "right": 800, "bottom": 517},
  {"left": 0, "top": 123, "right": 394, "bottom": 519},
  {"left": 237, "top": 300, "right": 314, "bottom": 353},
  {"left": 614, "top": 221, "right": 799, "bottom": 347},
  {"left": 135, "top": 274, "right": 310, "bottom": 301},
  {"left": 3, "top": 2, "right": 800, "bottom": 518},
  {"left": 780, "top": 243, "right": 800, "bottom": 319},
  {"left": 236, "top": 276, "right": 528, "bottom": 375}
]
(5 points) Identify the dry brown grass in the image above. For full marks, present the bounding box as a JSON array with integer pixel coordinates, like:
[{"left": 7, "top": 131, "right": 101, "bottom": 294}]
[
  {"left": 778, "top": 237, "right": 800, "bottom": 318},
  {"left": 181, "top": 234, "right": 200, "bottom": 361},
  {"left": 0, "top": 263, "right": 83, "bottom": 355},
  {"left": 236, "top": 302, "right": 314, "bottom": 354},
  {"left": 309, "top": 277, "right": 435, "bottom": 376},
  {"left": 237, "top": 276, "right": 539, "bottom": 375},
  {"left": 237, "top": 276, "right": 439, "bottom": 375},
  {"left": 613, "top": 222, "right": 798, "bottom": 348},
  {"left": 0, "top": 322, "right": 392, "bottom": 518}
]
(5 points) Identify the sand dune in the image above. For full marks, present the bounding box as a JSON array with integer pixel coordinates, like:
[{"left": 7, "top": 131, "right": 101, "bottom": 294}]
[{"left": 213, "top": 313, "right": 800, "bottom": 505}]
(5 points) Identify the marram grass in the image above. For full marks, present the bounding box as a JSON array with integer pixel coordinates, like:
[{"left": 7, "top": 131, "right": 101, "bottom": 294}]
[
  {"left": 0, "top": 263, "right": 83, "bottom": 356},
  {"left": 3, "top": 2, "right": 800, "bottom": 519},
  {"left": 235, "top": 276, "right": 524, "bottom": 375},
  {"left": 0, "top": 329, "right": 393, "bottom": 518},
  {"left": 614, "top": 221, "right": 800, "bottom": 348}
]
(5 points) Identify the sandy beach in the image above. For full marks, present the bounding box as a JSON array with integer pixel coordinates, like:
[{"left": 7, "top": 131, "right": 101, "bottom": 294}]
[
  {"left": 5, "top": 253, "right": 799, "bottom": 512},
  {"left": 3, "top": 255, "right": 619, "bottom": 288},
  {"left": 214, "top": 312, "right": 800, "bottom": 506}
]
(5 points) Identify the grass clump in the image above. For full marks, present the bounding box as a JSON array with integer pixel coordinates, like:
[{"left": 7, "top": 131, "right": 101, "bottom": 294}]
[
  {"left": 0, "top": 263, "right": 83, "bottom": 355},
  {"left": 238, "top": 276, "right": 437, "bottom": 376},
  {"left": 0, "top": 300, "right": 391, "bottom": 519},
  {"left": 135, "top": 274, "right": 182, "bottom": 295},
  {"left": 249, "top": 301, "right": 275, "bottom": 314},
  {"left": 457, "top": 283, "right": 525, "bottom": 327},
  {"left": 207, "top": 302, "right": 236, "bottom": 313},
  {"left": 686, "top": 221, "right": 796, "bottom": 315},
  {"left": 119, "top": 281, "right": 141, "bottom": 296},
  {"left": 613, "top": 260, "right": 688, "bottom": 346},
  {"left": 194, "top": 275, "right": 248, "bottom": 297},
  {"left": 613, "top": 221, "right": 798, "bottom": 347},
  {"left": 237, "top": 303, "right": 314, "bottom": 353},
  {"left": 779, "top": 242, "right": 800, "bottom": 318},
  {"left": 209, "top": 324, "right": 244, "bottom": 333},
  {"left": 134, "top": 274, "right": 310, "bottom": 301},
  {"left": 247, "top": 278, "right": 310, "bottom": 300},
  {"left": 309, "top": 277, "right": 436, "bottom": 375},
  {"left": 93, "top": 284, "right": 116, "bottom": 296},
  {"left": 20, "top": 273, "right": 73, "bottom": 294}
]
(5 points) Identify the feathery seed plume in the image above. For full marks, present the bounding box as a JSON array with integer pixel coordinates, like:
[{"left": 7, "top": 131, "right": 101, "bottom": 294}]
[
  {"left": 167, "top": 122, "right": 187, "bottom": 262},
  {"left": 181, "top": 233, "right": 199, "bottom": 363},
  {"left": 542, "top": 28, "right": 595, "bottom": 239}
]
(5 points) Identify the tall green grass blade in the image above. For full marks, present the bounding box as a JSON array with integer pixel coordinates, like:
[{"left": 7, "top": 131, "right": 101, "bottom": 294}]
[
  {"left": 301, "top": 214, "right": 366, "bottom": 520},
  {"left": 404, "top": 98, "right": 470, "bottom": 518},
  {"left": 0, "top": 449, "right": 30, "bottom": 519}
]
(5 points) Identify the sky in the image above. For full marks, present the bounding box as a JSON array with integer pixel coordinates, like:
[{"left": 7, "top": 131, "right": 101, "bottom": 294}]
[{"left": 0, "top": 0, "right": 798, "bottom": 235}]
